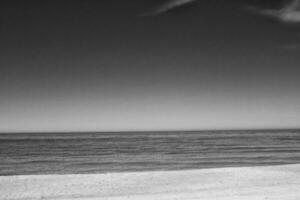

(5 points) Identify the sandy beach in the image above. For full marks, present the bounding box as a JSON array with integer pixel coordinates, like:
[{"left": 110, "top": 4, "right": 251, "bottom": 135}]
[{"left": 1, "top": 164, "right": 299, "bottom": 200}]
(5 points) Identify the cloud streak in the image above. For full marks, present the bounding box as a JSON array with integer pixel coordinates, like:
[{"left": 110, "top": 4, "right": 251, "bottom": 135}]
[
  {"left": 142, "top": 0, "right": 300, "bottom": 24},
  {"left": 143, "top": 0, "right": 198, "bottom": 16},
  {"left": 260, "top": 0, "right": 300, "bottom": 23}
]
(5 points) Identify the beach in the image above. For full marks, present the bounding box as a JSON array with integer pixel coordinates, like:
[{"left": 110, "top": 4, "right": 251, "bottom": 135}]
[{"left": 1, "top": 164, "right": 299, "bottom": 200}]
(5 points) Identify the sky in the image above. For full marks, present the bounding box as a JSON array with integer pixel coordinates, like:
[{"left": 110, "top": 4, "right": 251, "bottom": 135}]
[{"left": 0, "top": 0, "right": 300, "bottom": 132}]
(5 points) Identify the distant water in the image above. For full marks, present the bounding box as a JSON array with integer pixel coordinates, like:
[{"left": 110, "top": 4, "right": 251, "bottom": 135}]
[{"left": 0, "top": 130, "right": 300, "bottom": 175}]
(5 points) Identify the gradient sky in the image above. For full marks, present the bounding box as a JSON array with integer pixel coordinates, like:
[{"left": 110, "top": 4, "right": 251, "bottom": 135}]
[{"left": 1, "top": 0, "right": 300, "bottom": 132}]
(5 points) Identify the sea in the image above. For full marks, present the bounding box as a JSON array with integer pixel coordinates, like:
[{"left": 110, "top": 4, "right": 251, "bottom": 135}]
[{"left": 0, "top": 130, "right": 300, "bottom": 176}]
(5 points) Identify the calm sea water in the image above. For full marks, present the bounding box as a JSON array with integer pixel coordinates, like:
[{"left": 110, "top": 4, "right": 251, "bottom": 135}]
[{"left": 0, "top": 130, "right": 300, "bottom": 175}]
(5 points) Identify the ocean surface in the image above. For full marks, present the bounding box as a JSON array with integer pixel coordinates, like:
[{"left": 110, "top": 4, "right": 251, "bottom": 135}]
[{"left": 0, "top": 130, "right": 300, "bottom": 175}]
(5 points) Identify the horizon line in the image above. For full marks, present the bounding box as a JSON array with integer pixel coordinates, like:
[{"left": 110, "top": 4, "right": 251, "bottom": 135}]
[{"left": 1, "top": 127, "right": 299, "bottom": 134}]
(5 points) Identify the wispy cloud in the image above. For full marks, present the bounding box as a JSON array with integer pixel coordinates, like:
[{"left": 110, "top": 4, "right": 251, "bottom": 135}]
[
  {"left": 281, "top": 43, "right": 300, "bottom": 50},
  {"left": 259, "top": 0, "right": 300, "bottom": 23},
  {"left": 142, "top": 0, "right": 198, "bottom": 16},
  {"left": 142, "top": 0, "right": 300, "bottom": 24}
]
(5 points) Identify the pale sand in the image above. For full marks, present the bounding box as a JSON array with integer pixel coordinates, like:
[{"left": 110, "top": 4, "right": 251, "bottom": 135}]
[{"left": 1, "top": 164, "right": 300, "bottom": 200}]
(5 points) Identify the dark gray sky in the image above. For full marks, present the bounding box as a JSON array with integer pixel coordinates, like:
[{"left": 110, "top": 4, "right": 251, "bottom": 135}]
[{"left": 1, "top": 0, "right": 300, "bottom": 132}]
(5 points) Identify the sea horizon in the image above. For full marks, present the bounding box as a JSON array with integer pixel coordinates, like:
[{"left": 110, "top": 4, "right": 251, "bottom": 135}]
[{"left": 1, "top": 128, "right": 300, "bottom": 134}]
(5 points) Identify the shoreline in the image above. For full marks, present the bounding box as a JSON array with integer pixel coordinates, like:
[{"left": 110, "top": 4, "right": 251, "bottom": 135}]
[
  {"left": 1, "top": 164, "right": 300, "bottom": 200},
  {"left": 1, "top": 162, "right": 298, "bottom": 177}
]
